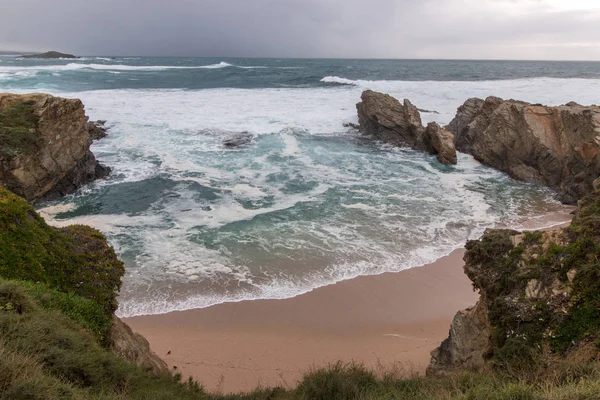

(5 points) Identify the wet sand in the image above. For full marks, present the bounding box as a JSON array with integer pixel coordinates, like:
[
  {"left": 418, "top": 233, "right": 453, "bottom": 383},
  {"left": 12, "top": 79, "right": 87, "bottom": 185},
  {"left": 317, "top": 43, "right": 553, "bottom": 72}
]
[{"left": 125, "top": 248, "right": 478, "bottom": 393}]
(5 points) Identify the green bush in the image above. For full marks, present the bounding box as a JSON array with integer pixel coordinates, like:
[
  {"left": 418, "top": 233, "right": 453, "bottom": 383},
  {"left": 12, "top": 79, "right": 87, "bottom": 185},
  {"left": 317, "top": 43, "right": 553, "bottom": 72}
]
[{"left": 0, "top": 187, "right": 124, "bottom": 316}]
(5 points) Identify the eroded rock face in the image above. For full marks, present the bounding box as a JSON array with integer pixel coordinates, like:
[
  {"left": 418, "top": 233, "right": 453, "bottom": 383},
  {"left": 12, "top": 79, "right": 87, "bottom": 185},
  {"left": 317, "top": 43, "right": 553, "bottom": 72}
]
[
  {"left": 111, "top": 317, "right": 170, "bottom": 376},
  {"left": 428, "top": 300, "right": 492, "bottom": 375},
  {"left": 356, "top": 90, "right": 457, "bottom": 165},
  {"left": 428, "top": 190, "right": 600, "bottom": 375},
  {"left": 446, "top": 97, "right": 600, "bottom": 204},
  {"left": 0, "top": 93, "right": 110, "bottom": 202}
]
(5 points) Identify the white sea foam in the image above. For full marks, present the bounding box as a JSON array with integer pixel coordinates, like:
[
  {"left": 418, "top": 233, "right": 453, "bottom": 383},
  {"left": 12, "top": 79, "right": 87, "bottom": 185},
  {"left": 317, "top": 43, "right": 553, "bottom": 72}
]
[{"left": 14, "top": 74, "right": 594, "bottom": 317}]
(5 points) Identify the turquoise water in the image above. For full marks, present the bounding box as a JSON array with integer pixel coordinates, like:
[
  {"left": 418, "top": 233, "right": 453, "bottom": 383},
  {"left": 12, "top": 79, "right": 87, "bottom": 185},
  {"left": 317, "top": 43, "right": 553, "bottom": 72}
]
[{"left": 2, "top": 57, "right": 599, "bottom": 316}]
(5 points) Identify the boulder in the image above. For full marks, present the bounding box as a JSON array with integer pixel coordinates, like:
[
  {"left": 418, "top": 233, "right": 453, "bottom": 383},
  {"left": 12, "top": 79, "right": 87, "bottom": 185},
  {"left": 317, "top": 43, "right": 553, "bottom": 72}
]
[
  {"left": 223, "top": 131, "right": 253, "bottom": 148},
  {"left": 111, "top": 317, "right": 170, "bottom": 376},
  {"left": 446, "top": 97, "right": 600, "bottom": 204},
  {"left": 0, "top": 93, "right": 110, "bottom": 203},
  {"left": 356, "top": 90, "right": 457, "bottom": 165},
  {"left": 86, "top": 120, "right": 108, "bottom": 141},
  {"left": 424, "top": 122, "right": 458, "bottom": 165},
  {"left": 427, "top": 300, "right": 492, "bottom": 376}
]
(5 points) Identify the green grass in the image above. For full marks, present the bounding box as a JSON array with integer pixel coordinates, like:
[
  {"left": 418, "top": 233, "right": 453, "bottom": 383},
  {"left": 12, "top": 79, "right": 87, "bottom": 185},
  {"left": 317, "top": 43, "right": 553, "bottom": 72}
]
[
  {"left": 0, "top": 99, "right": 42, "bottom": 159},
  {"left": 0, "top": 186, "right": 124, "bottom": 323}
]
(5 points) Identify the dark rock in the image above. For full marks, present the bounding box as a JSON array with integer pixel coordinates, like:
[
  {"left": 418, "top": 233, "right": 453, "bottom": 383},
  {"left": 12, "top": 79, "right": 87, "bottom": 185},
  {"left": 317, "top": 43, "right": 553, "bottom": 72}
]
[
  {"left": 447, "top": 97, "right": 600, "bottom": 204},
  {"left": 356, "top": 90, "right": 457, "bottom": 165},
  {"left": 343, "top": 122, "right": 360, "bottom": 130},
  {"left": 417, "top": 108, "right": 440, "bottom": 115},
  {"left": 86, "top": 120, "right": 108, "bottom": 141},
  {"left": 40, "top": 151, "right": 111, "bottom": 202},
  {"left": 223, "top": 132, "right": 253, "bottom": 148}
]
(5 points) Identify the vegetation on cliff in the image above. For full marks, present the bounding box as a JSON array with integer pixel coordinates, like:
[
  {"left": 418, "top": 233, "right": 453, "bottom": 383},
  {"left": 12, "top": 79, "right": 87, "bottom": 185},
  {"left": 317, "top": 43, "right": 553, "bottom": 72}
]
[
  {"left": 0, "top": 99, "right": 41, "bottom": 159},
  {"left": 0, "top": 187, "right": 123, "bottom": 343},
  {"left": 455, "top": 189, "right": 600, "bottom": 376}
]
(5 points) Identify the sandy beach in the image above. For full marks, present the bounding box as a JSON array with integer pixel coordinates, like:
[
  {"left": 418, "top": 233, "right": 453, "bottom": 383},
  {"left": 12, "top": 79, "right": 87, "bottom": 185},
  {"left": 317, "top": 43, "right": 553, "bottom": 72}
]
[{"left": 125, "top": 248, "right": 478, "bottom": 393}]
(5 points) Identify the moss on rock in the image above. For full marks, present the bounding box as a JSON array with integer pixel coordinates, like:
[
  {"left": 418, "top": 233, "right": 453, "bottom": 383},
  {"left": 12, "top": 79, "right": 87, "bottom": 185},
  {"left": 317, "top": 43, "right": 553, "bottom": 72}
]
[{"left": 0, "top": 99, "right": 42, "bottom": 159}]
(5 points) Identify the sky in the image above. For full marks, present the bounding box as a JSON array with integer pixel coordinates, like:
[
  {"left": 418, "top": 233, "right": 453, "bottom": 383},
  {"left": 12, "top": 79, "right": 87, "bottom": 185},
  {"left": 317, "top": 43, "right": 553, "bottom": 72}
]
[{"left": 1, "top": 0, "right": 599, "bottom": 60}]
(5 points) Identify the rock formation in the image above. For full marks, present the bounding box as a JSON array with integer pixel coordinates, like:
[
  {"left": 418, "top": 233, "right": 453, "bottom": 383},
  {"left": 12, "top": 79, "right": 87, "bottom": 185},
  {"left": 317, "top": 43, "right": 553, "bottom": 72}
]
[
  {"left": 0, "top": 93, "right": 110, "bottom": 203},
  {"left": 446, "top": 97, "right": 600, "bottom": 204},
  {"left": 356, "top": 90, "right": 457, "bottom": 165},
  {"left": 86, "top": 119, "right": 108, "bottom": 141},
  {"left": 223, "top": 131, "right": 253, "bottom": 148},
  {"left": 18, "top": 51, "right": 78, "bottom": 59},
  {"left": 111, "top": 317, "right": 171, "bottom": 375},
  {"left": 428, "top": 189, "right": 600, "bottom": 375}
]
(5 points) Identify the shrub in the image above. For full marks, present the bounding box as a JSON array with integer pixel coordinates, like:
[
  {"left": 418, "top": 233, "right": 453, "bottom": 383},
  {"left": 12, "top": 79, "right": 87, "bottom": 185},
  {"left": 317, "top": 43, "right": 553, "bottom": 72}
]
[{"left": 0, "top": 187, "right": 124, "bottom": 316}]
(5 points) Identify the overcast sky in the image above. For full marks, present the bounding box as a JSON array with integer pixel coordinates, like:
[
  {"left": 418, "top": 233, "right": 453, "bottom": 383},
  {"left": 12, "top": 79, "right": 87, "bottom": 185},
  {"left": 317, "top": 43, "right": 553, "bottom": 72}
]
[{"left": 2, "top": 0, "right": 599, "bottom": 60}]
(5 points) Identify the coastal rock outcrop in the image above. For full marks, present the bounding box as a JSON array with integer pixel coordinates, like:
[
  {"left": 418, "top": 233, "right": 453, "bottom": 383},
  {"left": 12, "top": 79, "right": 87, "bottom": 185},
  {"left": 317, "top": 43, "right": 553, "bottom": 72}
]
[
  {"left": 356, "top": 90, "right": 457, "bottom": 165},
  {"left": 0, "top": 93, "right": 110, "bottom": 202},
  {"left": 428, "top": 189, "right": 600, "bottom": 375},
  {"left": 446, "top": 97, "right": 600, "bottom": 204},
  {"left": 111, "top": 317, "right": 171, "bottom": 376},
  {"left": 18, "top": 51, "right": 78, "bottom": 59}
]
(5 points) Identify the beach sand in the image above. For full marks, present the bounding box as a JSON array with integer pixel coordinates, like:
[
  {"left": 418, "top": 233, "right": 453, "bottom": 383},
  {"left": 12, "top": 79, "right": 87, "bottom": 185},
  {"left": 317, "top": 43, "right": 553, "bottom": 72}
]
[{"left": 125, "top": 248, "right": 479, "bottom": 394}]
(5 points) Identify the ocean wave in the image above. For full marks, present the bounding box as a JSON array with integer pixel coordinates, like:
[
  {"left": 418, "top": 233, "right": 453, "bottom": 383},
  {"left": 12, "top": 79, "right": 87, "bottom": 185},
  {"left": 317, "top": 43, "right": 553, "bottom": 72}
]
[
  {"left": 321, "top": 76, "right": 361, "bottom": 85},
  {"left": 0, "top": 61, "right": 235, "bottom": 73}
]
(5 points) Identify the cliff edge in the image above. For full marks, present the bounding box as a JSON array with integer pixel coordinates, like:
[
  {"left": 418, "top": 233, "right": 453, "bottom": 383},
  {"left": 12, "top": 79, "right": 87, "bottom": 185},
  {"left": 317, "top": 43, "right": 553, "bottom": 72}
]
[
  {"left": 0, "top": 93, "right": 110, "bottom": 203},
  {"left": 447, "top": 97, "right": 600, "bottom": 204},
  {"left": 429, "top": 189, "right": 600, "bottom": 376}
]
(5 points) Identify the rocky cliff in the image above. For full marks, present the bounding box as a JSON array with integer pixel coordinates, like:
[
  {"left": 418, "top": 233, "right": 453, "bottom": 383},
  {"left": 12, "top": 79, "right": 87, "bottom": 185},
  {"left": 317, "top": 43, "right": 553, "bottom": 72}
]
[
  {"left": 356, "top": 90, "right": 457, "bottom": 165},
  {"left": 446, "top": 97, "right": 600, "bottom": 204},
  {"left": 428, "top": 189, "right": 600, "bottom": 376},
  {"left": 0, "top": 93, "right": 110, "bottom": 202}
]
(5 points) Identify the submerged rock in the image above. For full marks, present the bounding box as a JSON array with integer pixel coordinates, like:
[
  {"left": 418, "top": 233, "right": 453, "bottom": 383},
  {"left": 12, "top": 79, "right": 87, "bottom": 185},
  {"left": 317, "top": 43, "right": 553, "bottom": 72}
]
[
  {"left": 86, "top": 120, "right": 108, "bottom": 141},
  {"left": 446, "top": 97, "right": 600, "bottom": 204},
  {"left": 0, "top": 93, "right": 110, "bottom": 202},
  {"left": 223, "top": 131, "right": 253, "bottom": 148},
  {"left": 356, "top": 90, "right": 457, "bottom": 165}
]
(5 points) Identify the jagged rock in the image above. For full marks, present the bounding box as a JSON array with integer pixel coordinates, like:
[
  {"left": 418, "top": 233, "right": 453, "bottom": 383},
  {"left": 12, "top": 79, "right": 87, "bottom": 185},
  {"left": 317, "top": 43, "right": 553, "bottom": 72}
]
[
  {"left": 0, "top": 93, "right": 110, "bottom": 202},
  {"left": 424, "top": 122, "right": 458, "bottom": 165},
  {"left": 86, "top": 120, "right": 108, "bottom": 141},
  {"left": 223, "top": 132, "right": 253, "bottom": 148},
  {"left": 446, "top": 97, "right": 600, "bottom": 204},
  {"left": 356, "top": 90, "right": 457, "bottom": 165},
  {"left": 111, "top": 317, "right": 170, "bottom": 376},
  {"left": 343, "top": 122, "right": 360, "bottom": 130},
  {"left": 428, "top": 300, "right": 492, "bottom": 375},
  {"left": 428, "top": 190, "right": 600, "bottom": 375},
  {"left": 18, "top": 51, "right": 78, "bottom": 59}
]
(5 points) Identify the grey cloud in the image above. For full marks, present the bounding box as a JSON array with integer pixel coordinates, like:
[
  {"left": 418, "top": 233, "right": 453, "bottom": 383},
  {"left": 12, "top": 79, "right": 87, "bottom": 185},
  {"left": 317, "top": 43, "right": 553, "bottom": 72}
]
[{"left": 0, "top": 0, "right": 599, "bottom": 59}]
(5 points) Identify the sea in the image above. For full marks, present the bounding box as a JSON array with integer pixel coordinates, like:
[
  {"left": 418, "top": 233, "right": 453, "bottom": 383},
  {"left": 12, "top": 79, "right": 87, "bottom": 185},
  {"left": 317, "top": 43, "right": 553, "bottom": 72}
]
[{"left": 1, "top": 56, "right": 599, "bottom": 317}]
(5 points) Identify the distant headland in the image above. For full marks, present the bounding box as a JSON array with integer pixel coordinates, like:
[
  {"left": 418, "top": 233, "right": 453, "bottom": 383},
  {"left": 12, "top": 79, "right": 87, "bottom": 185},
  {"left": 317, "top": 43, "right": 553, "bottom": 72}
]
[{"left": 17, "top": 50, "right": 78, "bottom": 59}]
